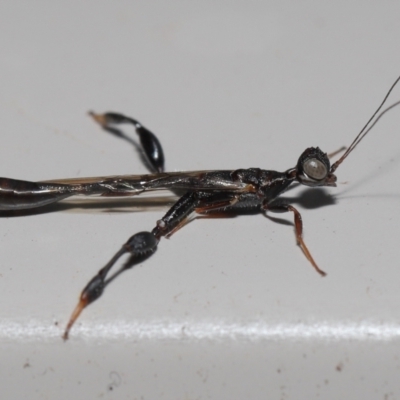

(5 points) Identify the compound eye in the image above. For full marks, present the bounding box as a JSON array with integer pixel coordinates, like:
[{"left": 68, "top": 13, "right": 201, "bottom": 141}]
[{"left": 303, "top": 158, "right": 328, "bottom": 180}]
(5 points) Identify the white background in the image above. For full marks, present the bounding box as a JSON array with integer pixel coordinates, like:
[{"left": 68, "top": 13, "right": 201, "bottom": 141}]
[{"left": 1, "top": 1, "right": 400, "bottom": 399}]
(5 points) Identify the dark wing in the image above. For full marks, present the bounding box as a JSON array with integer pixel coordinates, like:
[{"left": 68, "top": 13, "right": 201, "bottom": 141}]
[{"left": 40, "top": 170, "right": 249, "bottom": 196}]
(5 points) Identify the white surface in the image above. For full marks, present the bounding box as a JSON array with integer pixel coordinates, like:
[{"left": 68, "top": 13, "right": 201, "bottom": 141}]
[{"left": 1, "top": 1, "right": 400, "bottom": 399}]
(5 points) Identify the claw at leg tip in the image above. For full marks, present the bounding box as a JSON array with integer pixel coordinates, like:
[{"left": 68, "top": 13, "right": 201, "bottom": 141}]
[
  {"left": 88, "top": 111, "right": 106, "bottom": 128},
  {"left": 62, "top": 296, "right": 89, "bottom": 341}
]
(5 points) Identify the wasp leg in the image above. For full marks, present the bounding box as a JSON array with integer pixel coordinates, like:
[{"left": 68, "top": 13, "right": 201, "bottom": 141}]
[
  {"left": 62, "top": 231, "right": 158, "bottom": 340},
  {"left": 63, "top": 191, "right": 198, "bottom": 340},
  {"left": 63, "top": 191, "right": 240, "bottom": 340},
  {"left": 263, "top": 202, "right": 327, "bottom": 277},
  {"left": 327, "top": 146, "right": 346, "bottom": 159},
  {"left": 89, "top": 111, "right": 165, "bottom": 173}
]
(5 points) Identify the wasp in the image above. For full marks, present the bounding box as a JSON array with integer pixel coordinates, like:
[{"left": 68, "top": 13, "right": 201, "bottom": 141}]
[{"left": 0, "top": 76, "right": 399, "bottom": 339}]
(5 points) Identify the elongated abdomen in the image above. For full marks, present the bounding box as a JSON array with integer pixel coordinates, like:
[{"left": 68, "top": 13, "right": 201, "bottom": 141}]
[{"left": 0, "top": 177, "right": 72, "bottom": 210}]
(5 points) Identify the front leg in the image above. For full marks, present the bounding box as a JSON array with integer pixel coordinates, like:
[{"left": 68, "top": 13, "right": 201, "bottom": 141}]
[{"left": 263, "top": 201, "right": 327, "bottom": 277}]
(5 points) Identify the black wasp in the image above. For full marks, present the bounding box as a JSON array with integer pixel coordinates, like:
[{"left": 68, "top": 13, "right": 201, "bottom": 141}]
[{"left": 0, "top": 76, "right": 399, "bottom": 339}]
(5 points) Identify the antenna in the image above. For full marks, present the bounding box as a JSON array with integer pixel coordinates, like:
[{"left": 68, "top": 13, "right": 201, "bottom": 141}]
[{"left": 330, "top": 75, "right": 400, "bottom": 173}]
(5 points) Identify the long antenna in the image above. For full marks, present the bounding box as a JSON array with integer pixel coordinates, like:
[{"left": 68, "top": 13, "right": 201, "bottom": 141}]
[{"left": 330, "top": 75, "right": 400, "bottom": 173}]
